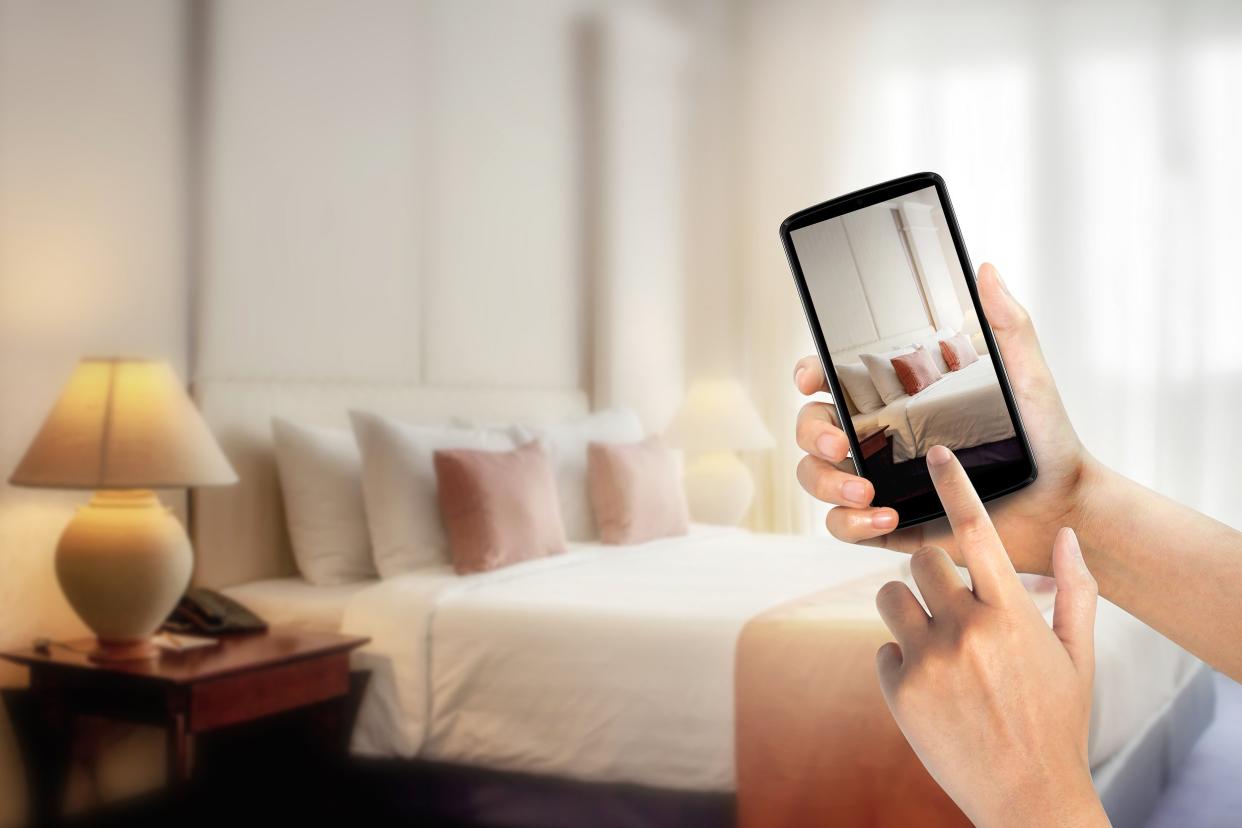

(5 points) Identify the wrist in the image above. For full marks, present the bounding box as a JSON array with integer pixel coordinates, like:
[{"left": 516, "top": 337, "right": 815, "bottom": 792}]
[
  {"left": 1064, "top": 450, "right": 1108, "bottom": 533},
  {"left": 982, "top": 767, "right": 1108, "bottom": 828},
  {"left": 1067, "top": 453, "right": 1129, "bottom": 599}
]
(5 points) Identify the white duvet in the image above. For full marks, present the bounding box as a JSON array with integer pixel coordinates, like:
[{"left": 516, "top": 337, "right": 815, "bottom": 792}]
[
  {"left": 879, "top": 358, "right": 1017, "bottom": 462},
  {"left": 335, "top": 527, "right": 1200, "bottom": 792}
]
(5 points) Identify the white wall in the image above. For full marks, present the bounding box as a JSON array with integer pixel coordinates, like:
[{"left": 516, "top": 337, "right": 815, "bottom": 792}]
[
  {"left": 0, "top": 2, "right": 189, "bottom": 824},
  {"left": 199, "top": 0, "right": 588, "bottom": 392},
  {"left": 792, "top": 202, "right": 935, "bottom": 357},
  {"left": 591, "top": 4, "right": 689, "bottom": 430}
]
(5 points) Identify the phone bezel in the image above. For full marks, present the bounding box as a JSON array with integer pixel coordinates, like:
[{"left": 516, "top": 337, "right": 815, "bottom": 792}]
[{"left": 779, "top": 171, "right": 1037, "bottom": 528}]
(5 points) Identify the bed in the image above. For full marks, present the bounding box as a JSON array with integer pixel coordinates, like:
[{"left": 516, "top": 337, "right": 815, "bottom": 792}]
[
  {"left": 867, "top": 357, "right": 1016, "bottom": 463},
  {"left": 193, "top": 377, "right": 1214, "bottom": 828}
]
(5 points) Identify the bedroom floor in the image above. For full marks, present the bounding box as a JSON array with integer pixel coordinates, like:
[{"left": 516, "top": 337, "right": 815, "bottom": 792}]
[{"left": 1146, "top": 671, "right": 1242, "bottom": 827}]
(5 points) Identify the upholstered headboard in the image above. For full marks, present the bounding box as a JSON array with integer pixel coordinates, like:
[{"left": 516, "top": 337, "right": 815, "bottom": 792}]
[{"left": 189, "top": 378, "right": 589, "bottom": 589}]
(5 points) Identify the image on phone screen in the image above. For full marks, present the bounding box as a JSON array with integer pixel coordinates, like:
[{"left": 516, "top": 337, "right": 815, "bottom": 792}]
[{"left": 781, "top": 173, "right": 1035, "bottom": 527}]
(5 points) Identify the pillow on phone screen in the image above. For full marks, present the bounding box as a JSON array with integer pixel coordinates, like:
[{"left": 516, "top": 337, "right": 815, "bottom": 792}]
[
  {"left": 940, "top": 334, "right": 979, "bottom": 372},
  {"left": 860, "top": 347, "right": 915, "bottom": 405},
  {"left": 833, "top": 363, "right": 884, "bottom": 415},
  {"left": 891, "top": 347, "right": 943, "bottom": 396},
  {"left": 915, "top": 328, "right": 955, "bottom": 373}
]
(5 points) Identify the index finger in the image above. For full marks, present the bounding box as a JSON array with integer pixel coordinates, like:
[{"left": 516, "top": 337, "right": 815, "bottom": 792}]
[{"left": 925, "top": 445, "right": 1022, "bottom": 605}]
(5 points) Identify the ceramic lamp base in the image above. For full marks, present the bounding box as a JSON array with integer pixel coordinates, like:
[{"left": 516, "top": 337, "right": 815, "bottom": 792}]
[
  {"left": 683, "top": 451, "right": 756, "bottom": 526},
  {"left": 56, "top": 490, "right": 192, "bottom": 661}
]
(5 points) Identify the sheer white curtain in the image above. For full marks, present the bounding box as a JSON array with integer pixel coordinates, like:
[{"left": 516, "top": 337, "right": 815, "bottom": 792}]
[{"left": 740, "top": 0, "right": 1242, "bottom": 533}]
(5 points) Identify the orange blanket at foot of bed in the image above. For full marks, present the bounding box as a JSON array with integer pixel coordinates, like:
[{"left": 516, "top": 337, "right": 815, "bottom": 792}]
[{"left": 734, "top": 567, "right": 971, "bottom": 828}]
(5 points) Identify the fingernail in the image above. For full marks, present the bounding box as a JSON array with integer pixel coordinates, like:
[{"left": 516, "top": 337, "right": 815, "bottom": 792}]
[
  {"left": 842, "top": 480, "right": 868, "bottom": 504},
  {"left": 795, "top": 366, "right": 807, "bottom": 387},
  {"left": 926, "top": 445, "right": 952, "bottom": 466},
  {"left": 871, "top": 511, "right": 897, "bottom": 529},
  {"left": 816, "top": 433, "right": 838, "bottom": 458}
]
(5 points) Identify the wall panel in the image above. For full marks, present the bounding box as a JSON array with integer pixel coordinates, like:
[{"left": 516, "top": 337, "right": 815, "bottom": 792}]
[
  {"left": 198, "top": 0, "right": 424, "bottom": 382},
  {"left": 420, "top": 0, "right": 582, "bottom": 389}
]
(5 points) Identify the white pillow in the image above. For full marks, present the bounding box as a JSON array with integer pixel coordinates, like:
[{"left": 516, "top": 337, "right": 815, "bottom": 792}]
[
  {"left": 350, "top": 411, "right": 515, "bottom": 577},
  {"left": 860, "top": 347, "right": 915, "bottom": 405},
  {"left": 971, "top": 332, "right": 989, "bottom": 355},
  {"left": 272, "top": 418, "right": 375, "bottom": 586},
  {"left": 832, "top": 362, "right": 884, "bottom": 415},
  {"left": 915, "top": 328, "right": 955, "bottom": 374},
  {"left": 512, "top": 408, "right": 644, "bottom": 541}
]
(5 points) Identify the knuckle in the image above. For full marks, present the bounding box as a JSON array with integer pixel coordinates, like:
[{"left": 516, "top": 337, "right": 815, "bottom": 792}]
[
  {"left": 815, "top": 470, "right": 839, "bottom": 503},
  {"left": 953, "top": 618, "right": 989, "bottom": 655},
  {"left": 956, "top": 516, "right": 994, "bottom": 545},
  {"left": 910, "top": 546, "right": 943, "bottom": 571},
  {"left": 876, "top": 580, "right": 909, "bottom": 607},
  {"left": 825, "top": 508, "right": 850, "bottom": 538},
  {"left": 797, "top": 401, "right": 834, "bottom": 436},
  {"left": 797, "top": 457, "right": 836, "bottom": 503}
]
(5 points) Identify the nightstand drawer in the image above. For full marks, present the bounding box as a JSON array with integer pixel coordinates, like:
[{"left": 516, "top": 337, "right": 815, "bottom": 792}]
[{"left": 189, "top": 651, "right": 350, "bottom": 732}]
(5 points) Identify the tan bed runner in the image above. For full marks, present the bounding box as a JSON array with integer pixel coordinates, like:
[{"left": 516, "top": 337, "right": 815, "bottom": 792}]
[{"left": 736, "top": 564, "right": 1053, "bottom": 827}]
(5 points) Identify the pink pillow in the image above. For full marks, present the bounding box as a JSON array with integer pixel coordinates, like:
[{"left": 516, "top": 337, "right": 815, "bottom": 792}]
[
  {"left": 890, "top": 347, "right": 942, "bottom": 396},
  {"left": 588, "top": 437, "right": 689, "bottom": 545},
  {"left": 434, "top": 441, "right": 567, "bottom": 574},
  {"left": 940, "top": 334, "right": 979, "bottom": 372}
]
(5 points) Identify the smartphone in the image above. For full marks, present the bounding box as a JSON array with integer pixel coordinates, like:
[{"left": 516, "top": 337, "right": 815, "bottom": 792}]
[{"left": 780, "top": 172, "right": 1036, "bottom": 528}]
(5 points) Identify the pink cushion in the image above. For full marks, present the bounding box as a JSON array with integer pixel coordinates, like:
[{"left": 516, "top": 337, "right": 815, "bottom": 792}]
[
  {"left": 890, "top": 347, "right": 943, "bottom": 396},
  {"left": 434, "top": 441, "right": 567, "bottom": 575},
  {"left": 588, "top": 437, "right": 689, "bottom": 545},
  {"left": 940, "top": 334, "right": 979, "bottom": 372}
]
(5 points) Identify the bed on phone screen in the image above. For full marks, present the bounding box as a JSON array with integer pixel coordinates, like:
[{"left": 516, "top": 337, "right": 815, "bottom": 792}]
[{"left": 194, "top": 377, "right": 1214, "bottom": 828}]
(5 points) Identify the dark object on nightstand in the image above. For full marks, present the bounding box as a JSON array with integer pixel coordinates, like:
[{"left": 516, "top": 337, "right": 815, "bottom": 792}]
[
  {"left": 164, "top": 587, "right": 268, "bottom": 635},
  {"left": 1, "top": 627, "right": 368, "bottom": 826}
]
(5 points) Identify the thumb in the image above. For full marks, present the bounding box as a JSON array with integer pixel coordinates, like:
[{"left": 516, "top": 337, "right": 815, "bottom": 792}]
[
  {"left": 976, "top": 262, "right": 1061, "bottom": 400},
  {"left": 976, "top": 263, "right": 1037, "bottom": 353},
  {"left": 1051, "top": 527, "right": 1098, "bottom": 685}
]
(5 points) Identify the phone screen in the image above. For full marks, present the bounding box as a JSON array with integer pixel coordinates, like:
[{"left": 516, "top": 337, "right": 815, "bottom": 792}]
[{"left": 781, "top": 173, "right": 1035, "bottom": 527}]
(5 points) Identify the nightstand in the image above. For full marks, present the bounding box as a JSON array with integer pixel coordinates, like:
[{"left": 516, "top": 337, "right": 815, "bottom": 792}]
[
  {"left": 857, "top": 427, "right": 891, "bottom": 460},
  {"left": 1, "top": 627, "right": 369, "bottom": 825}
]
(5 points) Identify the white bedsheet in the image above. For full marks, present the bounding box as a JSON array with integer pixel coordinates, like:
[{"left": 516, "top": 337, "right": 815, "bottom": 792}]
[
  {"left": 331, "top": 528, "right": 1200, "bottom": 792},
  {"left": 879, "top": 358, "right": 1016, "bottom": 462},
  {"left": 223, "top": 577, "right": 373, "bottom": 632}
]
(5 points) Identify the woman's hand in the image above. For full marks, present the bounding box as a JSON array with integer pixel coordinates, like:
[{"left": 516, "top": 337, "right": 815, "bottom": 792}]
[
  {"left": 875, "top": 445, "right": 1108, "bottom": 827},
  {"left": 794, "top": 263, "right": 1093, "bottom": 575}
]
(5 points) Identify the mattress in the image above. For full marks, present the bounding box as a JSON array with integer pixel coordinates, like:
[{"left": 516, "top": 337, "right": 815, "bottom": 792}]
[
  {"left": 879, "top": 358, "right": 1016, "bottom": 462},
  {"left": 222, "top": 577, "right": 374, "bottom": 632},
  {"left": 311, "top": 528, "right": 1203, "bottom": 792}
]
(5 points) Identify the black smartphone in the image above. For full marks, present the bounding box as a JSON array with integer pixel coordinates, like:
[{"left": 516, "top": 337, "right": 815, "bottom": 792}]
[{"left": 780, "top": 172, "right": 1036, "bottom": 528}]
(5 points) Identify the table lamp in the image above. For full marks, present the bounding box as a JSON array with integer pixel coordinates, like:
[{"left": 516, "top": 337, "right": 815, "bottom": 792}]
[
  {"left": 8, "top": 358, "right": 236, "bottom": 662},
  {"left": 665, "top": 378, "right": 774, "bottom": 525}
]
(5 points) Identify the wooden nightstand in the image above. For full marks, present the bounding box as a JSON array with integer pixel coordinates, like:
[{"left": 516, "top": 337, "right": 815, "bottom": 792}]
[
  {"left": 857, "top": 427, "right": 891, "bottom": 460},
  {"left": 1, "top": 627, "right": 369, "bottom": 825}
]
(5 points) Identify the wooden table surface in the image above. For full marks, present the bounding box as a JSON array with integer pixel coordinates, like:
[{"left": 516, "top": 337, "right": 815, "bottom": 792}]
[{"left": 1, "top": 628, "right": 368, "bottom": 685}]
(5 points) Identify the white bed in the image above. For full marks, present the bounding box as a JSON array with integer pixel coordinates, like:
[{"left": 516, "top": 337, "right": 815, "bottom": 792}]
[
  {"left": 196, "top": 377, "right": 1210, "bottom": 826},
  {"left": 222, "top": 525, "right": 1204, "bottom": 794},
  {"left": 857, "top": 358, "right": 1016, "bottom": 462}
]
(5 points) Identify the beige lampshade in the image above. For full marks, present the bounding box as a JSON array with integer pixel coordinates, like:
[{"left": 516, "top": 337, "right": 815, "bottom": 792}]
[
  {"left": 664, "top": 378, "right": 775, "bottom": 453},
  {"left": 9, "top": 358, "right": 237, "bottom": 490}
]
